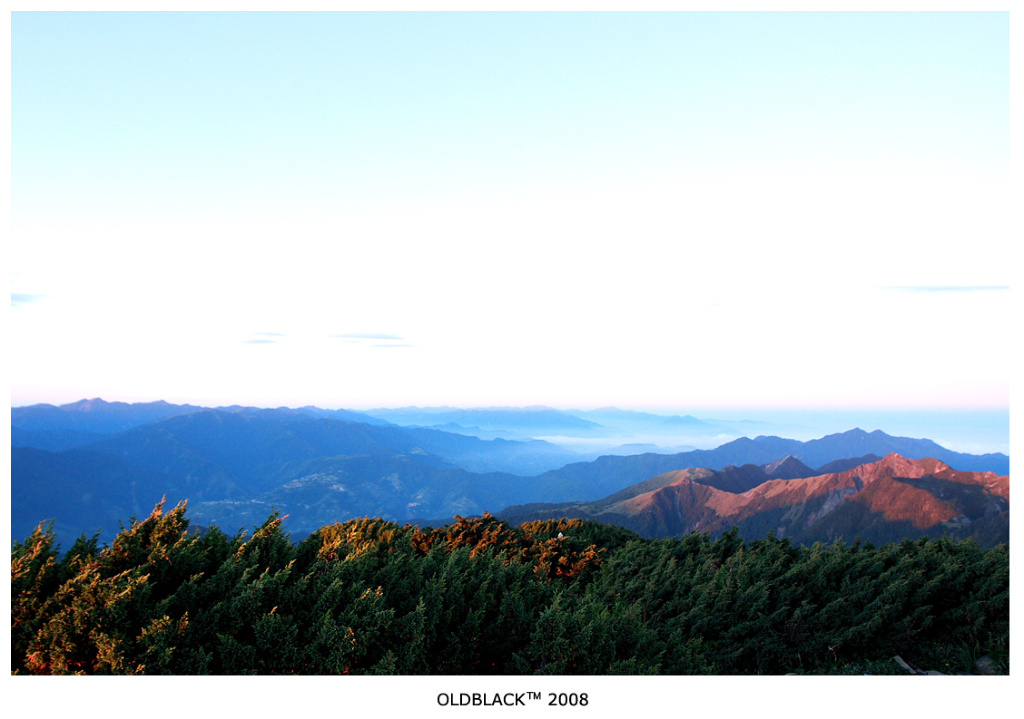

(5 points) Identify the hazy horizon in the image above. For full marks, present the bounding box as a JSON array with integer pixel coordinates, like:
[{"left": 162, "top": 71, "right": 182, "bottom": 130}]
[{"left": 11, "top": 394, "right": 1010, "bottom": 456}]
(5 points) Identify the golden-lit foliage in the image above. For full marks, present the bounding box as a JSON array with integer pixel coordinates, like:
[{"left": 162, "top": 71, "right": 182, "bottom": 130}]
[{"left": 11, "top": 504, "right": 1009, "bottom": 675}]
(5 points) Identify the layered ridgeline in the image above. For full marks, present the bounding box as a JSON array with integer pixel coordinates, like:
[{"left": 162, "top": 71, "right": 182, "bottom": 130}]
[
  {"left": 11, "top": 400, "right": 1010, "bottom": 549},
  {"left": 501, "top": 454, "right": 1009, "bottom": 548}
]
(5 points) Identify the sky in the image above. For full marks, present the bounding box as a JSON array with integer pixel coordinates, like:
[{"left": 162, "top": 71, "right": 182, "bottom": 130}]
[{"left": 9, "top": 11, "right": 1013, "bottom": 414}]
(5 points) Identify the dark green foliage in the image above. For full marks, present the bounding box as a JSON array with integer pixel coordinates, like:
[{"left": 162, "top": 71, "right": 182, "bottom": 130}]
[{"left": 11, "top": 504, "right": 1009, "bottom": 675}]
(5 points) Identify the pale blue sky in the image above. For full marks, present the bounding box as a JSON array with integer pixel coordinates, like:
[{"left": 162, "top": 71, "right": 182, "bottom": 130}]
[
  {"left": 13, "top": 12, "right": 1009, "bottom": 219},
  {"left": 10, "top": 11, "right": 1012, "bottom": 411}
]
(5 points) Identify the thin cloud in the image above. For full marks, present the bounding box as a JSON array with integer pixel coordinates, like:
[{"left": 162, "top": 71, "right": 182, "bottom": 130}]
[
  {"left": 11, "top": 293, "right": 45, "bottom": 307},
  {"left": 243, "top": 331, "right": 286, "bottom": 344},
  {"left": 333, "top": 333, "right": 406, "bottom": 341},
  {"left": 372, "top": 343, "right": 416, "bottom": 348},
  {"left": 883, "top": 285, "right": 1009, "bottom": 293}
]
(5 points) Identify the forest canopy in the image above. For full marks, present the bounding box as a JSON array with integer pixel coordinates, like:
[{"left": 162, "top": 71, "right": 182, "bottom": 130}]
[{"left": 11, "top": 501, "right": 1008, "bottom": 675}]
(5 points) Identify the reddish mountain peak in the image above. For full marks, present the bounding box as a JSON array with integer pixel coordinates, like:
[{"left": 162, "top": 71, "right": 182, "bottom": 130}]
[
  {"left": 618, "top": 472, "right": 718, "bottom": 513},
  {"left": 843, "top": 453, "right": 951, "bottom": 483},
  {"left": 659, "top": 468, "right": 714, "bottom": 487},
  {"left": 730, "top": 470, "right": 859, "bottom": 515},
  {"left": 545, "top": 449, "right": 1008, "bottom": 544}
]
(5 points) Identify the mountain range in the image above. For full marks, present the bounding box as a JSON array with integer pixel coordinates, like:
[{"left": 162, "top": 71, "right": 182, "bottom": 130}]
[
  {"left": 10, "top": 399, "right": 1010, "bottom": 549},
  {"left": 501, "top": 453, "right": 1009, "bottom": 548}
]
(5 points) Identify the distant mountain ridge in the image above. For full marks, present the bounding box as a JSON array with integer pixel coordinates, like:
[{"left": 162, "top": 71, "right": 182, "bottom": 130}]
[
  {"left": 11, "top": 398, "right": 206, "bottom": 436},
  {"left": 77, "top": 407, "right": 582, "bottom": 489},
  {"left": 11, "top": 406, "right": 573, "bottom": 545},
  {"left": 525, "top": 429, "right": 1007, "bottom": 502},
  {"left": 500, "top": 454, "right": 1009, "bottom": 548},
  {"left": 360, "top": 406, "right": 605, "bottom": 438},
  {"left": 10, "top": 398, "right": 392, "bottom": 451},
  {"left": 562, "top": 407, "right": 740, "bottom": 435},
  {"left": 10, "top": 399, "right": 1010, "bottom": 550}
]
